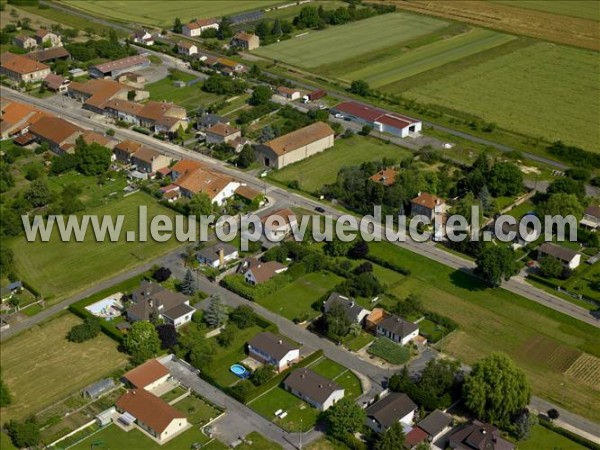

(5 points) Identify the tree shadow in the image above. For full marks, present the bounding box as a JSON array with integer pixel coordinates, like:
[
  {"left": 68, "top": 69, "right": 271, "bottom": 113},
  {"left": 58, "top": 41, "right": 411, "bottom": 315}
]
[{"left": 449, "top": 268, "right": 487, "bottom": 292}]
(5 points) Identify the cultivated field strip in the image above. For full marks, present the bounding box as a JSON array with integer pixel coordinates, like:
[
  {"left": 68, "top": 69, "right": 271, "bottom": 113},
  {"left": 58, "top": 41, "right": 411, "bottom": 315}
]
[{"left": 565, "top": 354, "right": 600, "bottom": 390}]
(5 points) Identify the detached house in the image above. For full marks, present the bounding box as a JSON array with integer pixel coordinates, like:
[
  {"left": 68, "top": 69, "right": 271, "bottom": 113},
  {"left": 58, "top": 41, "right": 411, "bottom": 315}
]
[
  {"left": 261, "top": 208, "right": 297, "bottom": 240},
  {"left": 175, "top": 166, "right": 240, "bottom": 205},
  {"left": 324, "top": 292, "right": 369, "bottom": 325},
  {"left": 448, "top": 420, "right": 515, "bottom": 450},
  {"left": 239, "top": 258, "right": 287, "bottom": 285},
  {"left": 537, "top": 243, "right": 581, "bottom": 270},
  {"left": 580, "top": 205, "right": 600, "bottom": 231},
  {"left": 276, "top": 86, "right": 301, "bottom": 101},
  {"left": 247, "top": 332, "right": 300, "bottom": 372},
  {"left": 376, "top": 314, "right": 419, "bottom": 345},
  {"left": 29, "top": 116, "right": 82, "bottom": 154},
  {"left": 131, "top": 29, "right": 154, "bottom": 46},
  {"left": 127, "top": 281, "right": 195, "bottom": 327},
  {"left": 231, "top": 31, "right": 260, "bottom": 50},
  {"left": 35, "top": 28, "right": 62, "bottom": 47},
  {"left": 13, "top": 35, "right": 36, "bottom": 50},
  {"left": 369, "top": 168, "right": 398, "bottom": 187},
  {"left": 411, "top": 192, "right": 446, "bottom": 221},
  {"left": 177, "top": 40, "right": 198, "bottom": 56},
  {"left": 284, "top": 368, "right": 344, "bottom": 411},
  {"left": 415, "top": 409, "right": 453, "bottom": 443},
  {"left": 365, "top": 393, "right": 417, "bottom": 433},
  {"left": 122, "top": 359, "right": 170, "bottom": 391},
  {"left": 196, "top": 243, "right": 239, "bottom": 268},
  {"left": 182, "top": 18, "right": 219, "bottom": 37},
  {"left": 0, "top": 52, "right": 50, "bottom": 83}
]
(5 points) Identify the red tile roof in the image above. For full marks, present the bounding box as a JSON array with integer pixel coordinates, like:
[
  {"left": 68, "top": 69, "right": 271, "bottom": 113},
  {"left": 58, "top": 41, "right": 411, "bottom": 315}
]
[
  {"left": 411, "top": 192, "right": 445, "bottom": 210},
  {"left": 405, "top": 427, "right": 428, "bottom": 448},
  {"left": 264, "top": 122, "right": 334, "bottom": 156},
  {"left": 116, "top": 389, "right": 185, "bottom": 434},
  {"left": 1, "top": 52, "right": 50, "bottom": 75},
  {"left": 207, "top": 122, "right": 239, "bottom": 137},
  {"left": 334, "top": 101, "right": 385, "bottom": 122},
  {"left": 369, "top": 168, "right": 397, "bottom": 186},
  {"left": 29, "top": 116, "right": 82, "bottom": 144},
  {"left": 123, "top": 359, "right": 169, "bottom": 389}
]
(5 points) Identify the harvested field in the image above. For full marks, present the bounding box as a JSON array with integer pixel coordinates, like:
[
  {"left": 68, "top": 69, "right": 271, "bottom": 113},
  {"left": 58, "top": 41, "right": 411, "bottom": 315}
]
[
  {"left": 517, "top": 335, "right": 582, "bottom": 372},
  {"left": 565, "top": 354, "right": 600, "bottom": 390},
  {"left": 371, "top": 0, "right": 600, "bottom": 50},
  {"left": 493, "top": 1, "right": 600, "bottom": 21}
]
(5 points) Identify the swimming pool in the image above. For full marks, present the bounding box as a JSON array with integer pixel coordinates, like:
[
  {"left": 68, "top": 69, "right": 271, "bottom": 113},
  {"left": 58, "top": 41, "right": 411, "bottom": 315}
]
[
  {"left": 230, "top": 364, "right": 250, "bottom": 379},
  {"left": 85, "top": 295, "right": 123, "bottom": 319}
]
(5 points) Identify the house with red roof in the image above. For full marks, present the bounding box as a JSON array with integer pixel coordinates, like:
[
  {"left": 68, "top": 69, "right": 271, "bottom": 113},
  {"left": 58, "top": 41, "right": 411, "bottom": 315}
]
[
  {"left": 122, "top": 359, "right": 170, "bottom": 391},
  {"left": 182, "top": 18, "right": 219, "bottom": 37}
]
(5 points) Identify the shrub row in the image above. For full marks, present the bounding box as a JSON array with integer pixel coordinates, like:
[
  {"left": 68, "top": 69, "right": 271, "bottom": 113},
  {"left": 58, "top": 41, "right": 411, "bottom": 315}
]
[
  {"left": 527, "top": 273, "right": 600, "bottom": 307},
  {"left": 219, "top": 273, "right": 291, "bottom": 301},
  {"left": 424, "top": 312, "right": 458, "bottom": 333},
  {"left": 69, "top": 303, "right": 124, "bottom": 343},
  {"left": 364, "top": 254, "right": 411, "bottom": 276}
]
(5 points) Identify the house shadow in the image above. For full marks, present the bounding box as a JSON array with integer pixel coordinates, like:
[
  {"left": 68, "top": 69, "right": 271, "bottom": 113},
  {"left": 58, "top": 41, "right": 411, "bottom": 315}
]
[{"left": 449, "top": 268, "right": 487, "bottom": 292}]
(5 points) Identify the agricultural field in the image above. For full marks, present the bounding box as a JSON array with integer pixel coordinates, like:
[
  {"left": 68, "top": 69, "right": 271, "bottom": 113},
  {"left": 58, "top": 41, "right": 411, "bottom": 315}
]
[
  {"left": 368, "top": 241, "right": 600, "bottom": 422},
  {"left": 146, "top": 71, "right": 223, "bottom": 111},
  {"left": 8, "top": 192, "right": 180, "bottom": 302},
  {"left": 0, "top": 313, "right": 128, "bottom": 422},
  {"left": 255, "top": 12, "right": 448, "bottom": 68},
  {"left": 337, "top": 28, "right": 516, "bottom": 88},
  {"left": 405, "top": 42, "right": 600, "bottom": 152},
  {"left": 62, "top": 0, "right": 282, "bottom": 27},
  {"left": 492, "top": 0, "right": 600, "bottom": 21},
  {"left": 269, "top": 135, "right": 412, "bottom": 194}
]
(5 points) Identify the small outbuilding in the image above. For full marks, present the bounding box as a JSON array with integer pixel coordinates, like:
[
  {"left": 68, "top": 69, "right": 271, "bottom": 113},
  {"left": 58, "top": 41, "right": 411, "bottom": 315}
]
[{"left": 82, "top": 378, "right": 116, "bottom": 399}]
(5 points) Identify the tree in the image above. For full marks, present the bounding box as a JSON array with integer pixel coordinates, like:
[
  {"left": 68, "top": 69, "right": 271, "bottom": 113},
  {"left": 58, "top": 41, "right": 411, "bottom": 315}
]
[
  {"left": 537, "top": 193, "right": 583, "bottom": 220},
  {"left": 60, "top": 182, "right": 84, "bottom": 214},
  {"left": 74, "top": 138, "right": 111, "bottom": 175},
  {"left": 204, "top": 296, "right": 227, "bottom": 328},
  {"left": 190, "top": 339, "right": 216, "bottom": 369},
  {"left": 187, "top": 192, "right": 213, "bottom": 217},
  {"left": 67, "top": 316, "right": 101, "bottom": 342},
  {"left": 229, "top": 305, "right": 257, "bottom": 329},
  {"left": 181, "top": 269, "right": 196, "bottom": 295},
  {"left": 217, "top": 17, "right": 233, "bottom": 39},
  {"left": 237, "top": 144, "right": 256, "bottom": 168},
  {"left": 217, "top": 324, "right": 236, "bottom": 347},
  {"left": 547, "top": 177, "right": 585, "bottom": 199},
  {"left": 511, "top": 409, "right": 538, "bottom": 440},
  {"left": 156, "top": 323, "right": 178, "bottom": 349},
  {"left": 487, "top": 162, "right": 523, "bottom": 197},
  {"left": 463, "top": 353, "right": 530, "bottom": 428},
  {"left": 324, "top": 397, "right": 366, "bottom": 440},
  {"left": 8, "top": 295, "right": 21, "bottom": 310},
  {"left": 478, "top": 184, "right": 492, "bottom": 215},
  {"left": 272, "top": 18, "right": 283, "bottom": 36},
  {"left": 250, "top": 364, "right": 274, "bottom": 386},
  {"left": 453, "top": 192, "right": 482, "bottom": 224},
  {"left": 250, "top": 85, "right": 272, "bottom": 106},
  {"left": 6, "top": 418, "right": 41, "bottom": 449},
  {"left": 348, "top": 240, "right": 369, "bottom": 259},
  {"left": 539, "top": 256, "right": 563, "bottom": 279},
  {"left": 419, "top": 358, "right": 460, "bottom": 401},
  {"left": 375, "top": 422, "right": 406, "bottom": 450},
  {"left": 324, "top": 237, "right": 352, "bottom": 257},
  {"left": 25, "top": 179, "right": 52, "bottom": 207},
  {"left": 326, "top": 301, "right": 352, "bottom": 338},
  {"left": 475, "top": 246, "right": 519, "bottom": 287},
  {"left": 124, "top": 321, "right": 162, "bottom": 364},
  {"left": 152, "top": 266, "right": 172, "bottom": 282},
  {"left": 0, "top": 368, "right": 11, "bottom": 407},
  {"left": 349, "top": 79, "right": 370, "bottom": 96},
  {"left": 254, "top": 20, "right": 272, "bottom": 38},
  {"left": 173, "top": 17, "right": 182, "bottom": 33},
  {"left": 360, "top": 124, "right": 373, "bottom": 136},
  {"left": 547, "top": 408, "right": 560, "bottom": 421}
]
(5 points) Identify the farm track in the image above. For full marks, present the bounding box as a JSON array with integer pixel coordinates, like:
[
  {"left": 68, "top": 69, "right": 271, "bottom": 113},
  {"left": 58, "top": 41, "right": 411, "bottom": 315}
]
[{"left": 372, "top": 0, "right": 600, "bottom": 51}]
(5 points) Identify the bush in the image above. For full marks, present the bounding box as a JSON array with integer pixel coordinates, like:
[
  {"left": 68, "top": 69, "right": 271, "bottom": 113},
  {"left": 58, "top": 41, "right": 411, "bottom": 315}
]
[
  {"left": 67, "top": 316, "right": 101, "bottom": 342},
  {"left": 229, "top": 305, "right": 257, "bottom": 329},
  {"left": 367, "top": 338, "right": 410, "bottom": 364},
  {"left": 250, "top": 365, "right": 274, "bottom": 386}
]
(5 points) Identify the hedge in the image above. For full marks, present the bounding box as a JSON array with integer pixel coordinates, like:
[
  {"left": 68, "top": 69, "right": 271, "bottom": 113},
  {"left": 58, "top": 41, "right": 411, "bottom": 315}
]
[
  {"left": 539, "top": 419, "right": 600, "bottom": 450},
  {"left": 364, "top": 254, "right": 411, "bottom": 276},
  {"left": 527, "top": 274, "right": 600, "bottom": 306},
  {"left": 220, "top": 273, "right": 291, "bottom": 301}
]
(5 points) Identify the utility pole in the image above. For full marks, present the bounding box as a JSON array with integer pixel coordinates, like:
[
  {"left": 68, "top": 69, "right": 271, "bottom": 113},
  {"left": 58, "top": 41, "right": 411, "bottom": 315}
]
[{"left": 299, "top": 418, "right": 303, "bottom": 449}]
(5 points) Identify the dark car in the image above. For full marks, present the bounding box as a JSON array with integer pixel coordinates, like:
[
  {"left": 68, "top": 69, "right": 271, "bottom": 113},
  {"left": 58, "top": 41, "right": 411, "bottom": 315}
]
[{"left": 314, "top": 206, "right": 326, "bottom": 213}]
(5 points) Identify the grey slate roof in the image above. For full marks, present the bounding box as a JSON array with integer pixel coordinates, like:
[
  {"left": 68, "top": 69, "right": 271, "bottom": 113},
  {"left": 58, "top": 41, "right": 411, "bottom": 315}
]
[
  {"left": 197, "top": 243, "right": 238, "bottom": 264},
  {"left": 378, "top": 315, "right": 418, "bottom": 339},
  {"left": 162, "top": 303, "right": 195, "bottom": 321},
  {"left": 417, "top": 409, "right": 453, "bottom": 437},
  {"left": 324, "top": 292, "right": 366, "bottom": 323},
  {"left": 248, "top": 332, "right": 298, "bottom": 360},
  {"left": 366, "top": 393, "right": 417, "bottom": 429},
  {"left": 283, "top": 368, "right": 342, "bottom": 404},
  {"left": 538, "top": 242, "right": 578, "bottom": 262}
]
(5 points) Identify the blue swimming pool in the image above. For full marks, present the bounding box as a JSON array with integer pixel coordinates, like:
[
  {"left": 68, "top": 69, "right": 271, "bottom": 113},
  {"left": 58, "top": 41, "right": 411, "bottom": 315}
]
[{"left": 230, "top": 364, "right": 250, "bottom": 379}]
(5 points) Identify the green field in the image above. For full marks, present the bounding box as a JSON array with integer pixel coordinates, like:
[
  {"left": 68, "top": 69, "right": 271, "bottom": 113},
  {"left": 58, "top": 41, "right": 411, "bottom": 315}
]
[
  {"left": 146, "top": 71, "right": 223, "bottom": 111},
  {"left": 63, "top": 0, "right": 282, "bottom": 27},
  {"left": 493, "top": 0, "right": 600, "bottom": 21},
  {"left": 269, "top": 135, "right": 412, "bottom": 193},
  {"left": 9, "top": 193, "right": 180, "bottom": 302},
  {"left": 405, "top": 42, "right": 600, "bottom": 152},
  {"left": 258, "top": 271, "right": 344, "bottom": 322},
  {"left": 0, "top": 313, "right": 128, "bottom": 422},
  {"left": 518, "top": 425, "right": 588, "bottom": 450},
  {"left": 255, "top": 12, "right": 448, "bottom": 68},
  {"left": 369, "top": 241, "right": 600, "bottom": 422},
  {"left": 338, "top": 28, "right": 516, "bottom": 88}
]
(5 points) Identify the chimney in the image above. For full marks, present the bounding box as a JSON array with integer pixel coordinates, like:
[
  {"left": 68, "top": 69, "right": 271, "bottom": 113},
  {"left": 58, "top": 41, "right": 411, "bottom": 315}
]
[
  {"left": 417, "top": 191, "right": 421, "bottom": 197},
  {"left": 218, "top": 247, "right": 225, "bottom": 266}
]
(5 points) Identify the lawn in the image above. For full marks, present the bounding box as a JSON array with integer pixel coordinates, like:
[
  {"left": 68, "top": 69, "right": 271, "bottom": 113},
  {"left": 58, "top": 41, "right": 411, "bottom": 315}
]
[
  {"left": 146, "top": 71, "right": 223, "bottom": 112},
  {"left": 255, "top": 12, "right": 448, "bottom": 68},
  {"left": 308, "top": 358, "right": 362, "bottom": 399},
  {"left": 368, "top": 241, "right": 600, "bottom": 422},
  {"left": 258, "top": 271, "right": 344, "bottom": 322},
  {"left": 8, "top": 192, "right": 181, "bottom": 302},
  {"left": 517, "top": 424, "right": 588, "bottom": 450},
  {"left": 70, "top": 423, "right": 215, "bottom": 450},
  {"left": 269, "top": 135, "right": 412, "bottom": 193},
  {"left": 172, "top": 395, "right": 221, "bottom": 426},
  {"left": 346, "top": 332, "right": 375, "bottom": 352},
  {"left": 62, "top": 0, "right": 282, "bottom": 27},
  {"left": 47, "top": 171, "right": 128, "bottom": 209},
  {"left": 418, "top": 318, "right": 447, "bottom": 343},
  {"left": 405, "top": 42, "right": 600, "bottom": 152},
  {"left": 493, "top": 0, "right": 600, "bottom": 21},
  {"left": 160, "top": 385, "right": 188, "bottom": 403},
  {"left": 236, "top": 432, "right": 283, "bottom": 450},
  {"left": 0, "top": 313, "right": 128, "bottom": 422},
  {"left": 337, "top": 28, "right": 516, "bottom": 88},
  {"left": 248, "top": 385, "right": 319, "bottom": 432}
]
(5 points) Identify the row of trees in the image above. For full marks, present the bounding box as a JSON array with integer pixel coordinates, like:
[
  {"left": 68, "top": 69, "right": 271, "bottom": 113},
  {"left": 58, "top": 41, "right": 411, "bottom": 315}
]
[{"left": 293, "top": 3, "right": 395, "bottom": 30}]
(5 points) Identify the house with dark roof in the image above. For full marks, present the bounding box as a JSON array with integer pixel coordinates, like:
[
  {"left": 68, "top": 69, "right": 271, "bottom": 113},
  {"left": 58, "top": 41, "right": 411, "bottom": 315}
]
[
  {"left": 283, "top": 368, "right": 344, "bottom": 410},
  {"left": 255, "top": 122, "right": 335, "bottom": 170},
  {"left": 127, "top": 281, "right": 195, "bottom": 327},
  {"left": 239, "top": 258, "right": 287, "bottom": 285},
  {"left": 580, "top": 205, "right": 600, "bottom": 231},
  {"left": 448, "top": 420, "right": 515, "bottom": 450},
  {"left": 376, "top": 315, "right": 419, "bottom": 345},
  {"left": 537, "top": 243, "right": 581, "bottom": 270},
  {"left": 197, "top": 113, "right": 227, "bottom": 130},
  {"left": 197, "top": 243, "right": 239, "bottom": 269},
  {"left": 416, "top": 409, "right": 453, "bottom": 443},
  {"left": 116, "top": 389, "right": 189, "bottom": 443},
  {"left": 25, "top": 46, "right": 70, "bottom": 62},
  {"left": 324, "top": 293, "right": 370, "bottom": 325},
  {"left": 247, "top": 332, "right": 300, "bottom": 372},
  {"left": 365, "top": 392, "right": 417, "bottom": 433}
]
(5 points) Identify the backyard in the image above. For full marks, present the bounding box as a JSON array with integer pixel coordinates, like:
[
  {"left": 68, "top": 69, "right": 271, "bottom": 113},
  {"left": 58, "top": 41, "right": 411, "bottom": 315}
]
[
  {"left": 369, "top": 241, "right": 600, "bottom": 422},
  {"left": 172, "top": 394, "right": 221, "bottom": 426},
  {"left": 8, "top": 192, "right": 181, "bottom": 302},
  {"left": 269, "top": 135, "right": 412, "bottom": 194},
  {"left": 0, "top": 313, "right": 128, "bottom": 422},
  {"left": 146, "top": 71, "right": 224, "bottom": 111}
]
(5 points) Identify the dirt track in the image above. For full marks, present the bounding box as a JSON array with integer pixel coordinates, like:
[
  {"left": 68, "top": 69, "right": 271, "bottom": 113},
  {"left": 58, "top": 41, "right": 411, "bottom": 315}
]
[{"left": 374, "top": 0, "right": 599, "bottom": 51}]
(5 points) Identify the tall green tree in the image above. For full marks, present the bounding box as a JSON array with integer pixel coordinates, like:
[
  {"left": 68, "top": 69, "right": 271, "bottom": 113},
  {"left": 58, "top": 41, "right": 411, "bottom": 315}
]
[
  {"left": 25, "top": 179, "right": 52, "bottom": 208},
  {"left": 463, "top": 353, "right": 530, "bottom": 428},
  {"left": 537, "top": 193, "right": 583, "bottom": 219},
  {"left": 124, "top": 321, "right": 162, "bottom": 364},
  {"left": 539, "top": 256, "right": 563, "bottom": 279},
  {"left": 187, "top": 192, "right": 213, "bottom": 217},
  {"left": 181, "top": 268, "right": 196, "bottom": 295},
  {"left": 237, "top": 144, "right": 256, "bottom": 168},
  {"left": 74, "top": 138, "right": 111, "bottom": 175},
  {"left": 217, "top": 17, "right": 233, "bottom": 39},
  {"left": 173, "top": 17, "right": 182, "bottom": 33},
  {"left": 204, "top": 296, "right": 227, "bottom": 328},
  {"left": 487, "top": 162, "right": 523, "bottom": 197},
  {"left": 190, "top": 338, "right": 216, "bottom": 369},
  {"left": 349, "top": 79, "right": 370, "bottom": 96},
  {"left": 326, "top": 301, "right": 352, "bottom": 338},
  {"left": 249, "top": 85, "right": 272, "bottom": 106},
  {"left": 375, "top": 422, "right": 406, "bottom": 450},
  {"left": 324, "top": 397, "right": 365, "bottom": 440},
  {"left": 5, "top": 418, "right": 40, "bottom": 449},
  {"left": 475, "top": 246, "right": 519, "bottom": 287}
]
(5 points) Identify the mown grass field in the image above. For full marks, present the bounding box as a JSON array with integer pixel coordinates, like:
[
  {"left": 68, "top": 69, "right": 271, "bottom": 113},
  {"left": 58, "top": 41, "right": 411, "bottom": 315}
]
[
  {"left": 405, "top": 42, "right": 600, "bottom": 152},
  {"left": 63, "top": 0, "right": 282, "bottom": 27},
  {"left": 308, "top": 358, "right": 362, "bottom": 399},
  {"left": 9, "top": 193, "right": 180, "bottom": 302},
  {"left": 255, "top": 12, "right": 447, "bottom": 68},
  {"left": 368, "top": 241, "right": 600, "bottom": 422},
  {"left": 269, "top": 135, "right": 412, "bottom": 193},
  {"left": 0, "top": 313, "right": 128, "bottom": 422},
  {"left": 146, "top": 71, "right": 223, "bottom": 111},
  {"left": 492, "top": 0, "right": 600, "bottom": 21},
  {"left": 337, "top": 28, "right": 516, "bottom": 88},
  {"left": 518, "top": 425, "right": 588, "bottom": 450}
]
